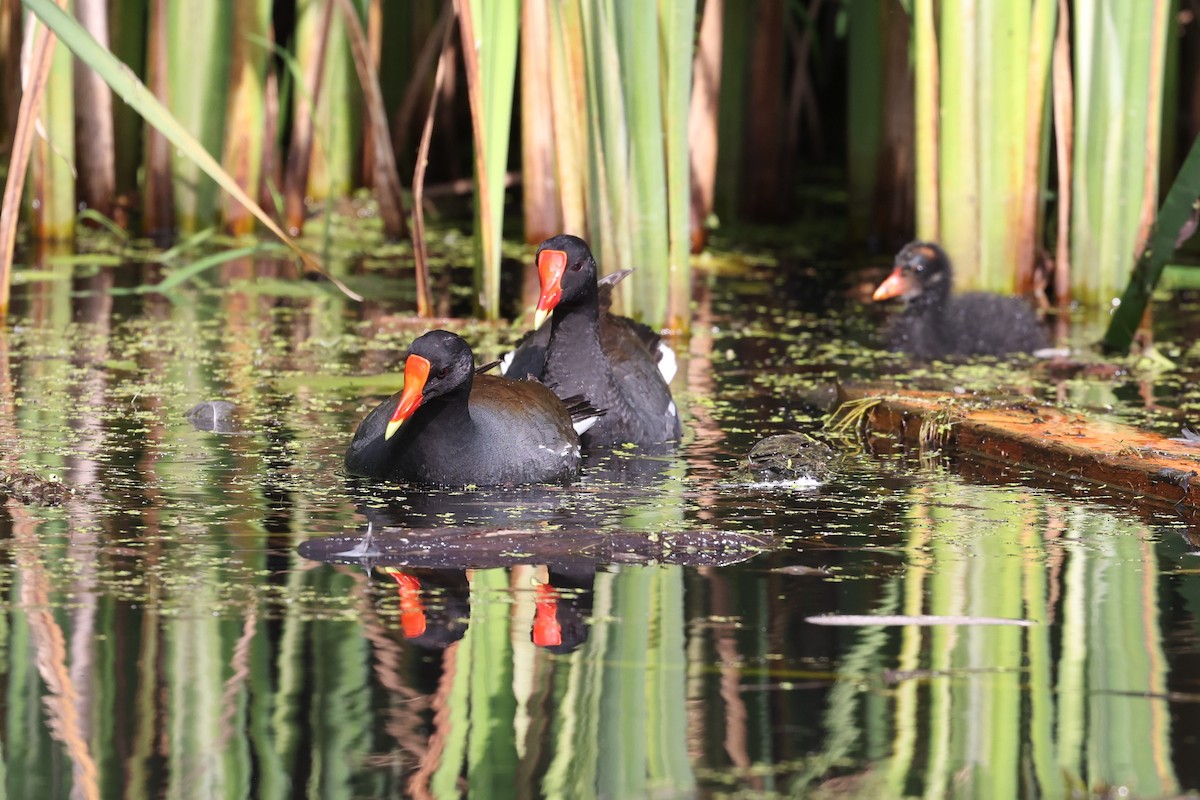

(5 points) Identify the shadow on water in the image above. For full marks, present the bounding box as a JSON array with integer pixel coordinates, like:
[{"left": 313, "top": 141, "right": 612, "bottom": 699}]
[{"left": 5, "top": 245, "right": 1200, "bottom": 797}]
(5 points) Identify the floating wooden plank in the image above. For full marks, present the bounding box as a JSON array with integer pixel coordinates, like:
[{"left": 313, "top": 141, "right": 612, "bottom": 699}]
[{"left": 835, "top": 384, "right": 1200, "bottom": 509}]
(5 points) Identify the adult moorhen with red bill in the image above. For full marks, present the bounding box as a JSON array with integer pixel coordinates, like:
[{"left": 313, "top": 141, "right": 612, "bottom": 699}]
[
  {"left": 527, "top": 234, "right": 681, "bottom": 448},
  {"left": 345, "top": 330, "right": 603, "bottom": 487},
  {"left": 502, "top": 269, "right": 676, "bottom": 383},
  {"left": 873, "top": 241, "right": 1048, "bottom": 359}
]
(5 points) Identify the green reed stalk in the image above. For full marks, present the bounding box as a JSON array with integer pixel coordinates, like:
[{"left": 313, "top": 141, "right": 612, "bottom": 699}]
[
  {"left": 1102, "top": 131, "right": 1200, "bottom": 352},
  {"left": 977, "top": 3, "right": 1030, "bottom": 291},
  {"left": 547, "top": 0, "right": 587, "bottom": 236},
  {"left": 1071, "top": 0, "right": 1169, "bottom": 305},
  {"left": 579, "top": 0, "right": 630, "bottom": 301},
  {"left": 23, "top": 0, "right": 360, "bottom": 298},
  {"left": 27, "top": 5, "right": 76, "bottom": 242},
  {"left": 1015, "top": 0, "right": 1056, "bottom": 293},
  {"left": 456, "top": 0, "right": 518, "bottom": 320},
  {"left": 937, "top": 0, "right": 980, "bottom": 284},
  {"left": 296, "top": 0, "right": 361, "bottom": 202},
  {"left": 927, "top": 1, "right": 1055, "bottom": 293},
  {"left": 222, "top": 0, "right": 271, "bottom": 236},
  {"left": 660, "top": 0, "right": 695, "bottom": 331},
  {"left": 164, "top": 1, "right": 230, "bottom": 232},
  {"left": 538, "top": 0, "right": 692, "bottom": 328},
  {"left": 912, "top": 0, "right": 938, "bottom": 240}
]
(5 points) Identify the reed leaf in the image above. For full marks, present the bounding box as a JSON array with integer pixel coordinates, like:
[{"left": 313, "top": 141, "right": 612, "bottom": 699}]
[
  {"left": 456, "top": 0, "right": 519, "bottom": 320},
  {"left": 143, "top": 0, "right": 172, "bottom": 232},
  {"left": 977, "top": 3, "right": 1029, "bottom": 292},
  {"left": 165, "top": 1, "right": 230, "bottom": 232},
  {"left": 0, "top": 9, "right": 57, "bottom": 316},
  {"left": 619, "top": 2, "right": 676, "bottom": 321},
  {"left": 661, "top": 0, "right": 696, "bottom": 330},
  {"left": 912, "top": 0, "right": 938, "bottom": 240},
  {"left": 1052, "top": 0, "right": 1074, "bottom": 304},
  {"left": 335, "top": 0, "right": 407, "bottom": 240},
  {"left": 74, "top": 0, "right": 115, "bottom": 218},
  {"left": 1102, "top": 130, "right": 1200, "bottom": 352},
  {"left": 283, "top": 0, "right": 333, "bottom": 235},
  {"left": 938, "top": 0, "right": 980, "bottom": 285},
  {"left": 546, "top": 0, "right": 587, "bottom": 237},
  {"left": 520, "top": 0, "right": 561, "bottom": 245},
  {"left": 221, "top": 0, "right": 271, "bottom": 236},
  {"left": 580, "top": 0, "right": 631, "bottom": 296},
  {"left": 27, "top": 3, "right": 76, "bottom": 243},
  {"left": 410, "top": 7, "right": 456, "bottom": 318},
  {"left": 298, "top": 0, "right": 361, "bottom": 202},
  {"left": 1015, "top": 0, "right": 1056, "bottom": 294},
  {"left": 1072, "top": 0, "right": 1170, "bottom": 305}
]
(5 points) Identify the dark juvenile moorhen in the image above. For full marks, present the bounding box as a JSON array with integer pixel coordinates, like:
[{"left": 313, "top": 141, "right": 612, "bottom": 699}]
[
  {"left": 344, "top": 330, "right": 602, "bottom": 487},
  {"left": 873, "top": 241, "right": 1048, "bottom": 359},
  {"left": 502, "top": 269, "right": 676, "bottom": 383},
  {"left": 528, "top": 234, "right": 681, "bottom": 447}
]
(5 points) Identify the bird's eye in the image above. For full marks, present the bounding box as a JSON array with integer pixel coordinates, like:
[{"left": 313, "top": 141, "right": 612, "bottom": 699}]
[
  {"left": 438, "top": 367, "right": 449, "bottom": 378},
  {"left": 570, "top": 260, "right": 583, "bottom": 272},
  {"left": 912, "top": 262, "right": 924, "bottom": 273}
]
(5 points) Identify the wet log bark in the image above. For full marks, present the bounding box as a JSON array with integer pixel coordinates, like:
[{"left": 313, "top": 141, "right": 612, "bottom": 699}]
[{"left": 836, "top": 384, "right": 1200, "bottom": 510}]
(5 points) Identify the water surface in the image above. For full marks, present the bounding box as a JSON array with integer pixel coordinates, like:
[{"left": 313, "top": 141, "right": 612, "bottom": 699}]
[{"left": 2, "top": 254, "right": 1199, "bottom": 798}]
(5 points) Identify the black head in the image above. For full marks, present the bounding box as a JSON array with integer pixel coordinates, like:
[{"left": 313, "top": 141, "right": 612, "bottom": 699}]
[
  {"left": 533, "top": 234, "right": 600, "bottom": 328},
  {"left": 873, "top": 241, "right": 952, "bottom": 307},
  {"left": 384, "top": 330, "right": 476, "bottom": 439}
]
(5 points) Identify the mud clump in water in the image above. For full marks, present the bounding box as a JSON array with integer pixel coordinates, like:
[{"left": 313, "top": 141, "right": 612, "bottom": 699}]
[{"left": 732, "top": 433, "right": 834, "bottom": 483}]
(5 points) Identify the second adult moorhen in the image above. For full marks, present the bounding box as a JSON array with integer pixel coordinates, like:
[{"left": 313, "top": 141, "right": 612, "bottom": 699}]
[
  {"left": 344, "top": 330, "right": 602, "bottom": 487},
  {"left": 528, "top": 234, "right": 681, "bottom": 448},
  {"left": 501, "top": 269, "right": 676, "bottom": 383},
  {"left": 872, "top": 241, "right": 1048, "bottom": 359}
]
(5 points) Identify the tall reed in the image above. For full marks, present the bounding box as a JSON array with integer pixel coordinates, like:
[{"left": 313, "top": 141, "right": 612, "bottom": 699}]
[
  {"left": 27, "top": 7, "right": 75, "bottom": 242},
  {"left": 518, "top": 0, "right": 696, "bottom": 329},
  {"left": 1071, "top": 0, "right": 1170, "bottom": 306},
  {"left": 165, "top": 1, "right": 230, "bottom": 233},
  {"left": 455, "top": 0, "right": 519, "bottom": 320}
]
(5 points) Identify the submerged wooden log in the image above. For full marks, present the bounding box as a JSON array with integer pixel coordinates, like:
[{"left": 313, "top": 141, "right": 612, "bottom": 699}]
[{"left": 834, "top": 384, "right": 1200, "bottom": 509}]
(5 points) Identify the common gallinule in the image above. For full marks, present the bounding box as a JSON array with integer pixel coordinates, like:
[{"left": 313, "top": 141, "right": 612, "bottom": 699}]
[
  {"left": 527, "top": 234, "right": 681, "bottom": 447},
  {"left": 502, "top": 269, "right": 676, "bottom": 382},
  {"left": 873, "top": 241, "right": 1048, "bottom": 359},
  {"left": 345, "top": 330, "right": 602, "bottom": 486}
]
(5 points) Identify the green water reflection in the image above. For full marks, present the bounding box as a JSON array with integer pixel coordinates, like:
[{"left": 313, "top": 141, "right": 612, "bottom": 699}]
[{"left": 0, "top": 265, "right": 1198, "bottom": 799}]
